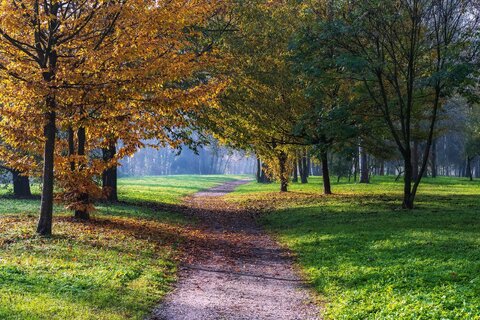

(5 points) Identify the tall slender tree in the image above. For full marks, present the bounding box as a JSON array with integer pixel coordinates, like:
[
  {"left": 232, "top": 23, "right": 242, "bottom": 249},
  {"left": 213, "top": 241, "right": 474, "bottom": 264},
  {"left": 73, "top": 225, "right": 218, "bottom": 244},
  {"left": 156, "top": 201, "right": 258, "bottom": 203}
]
[{"left": 321, "top": 0, "right": 479, "bottom": 207}]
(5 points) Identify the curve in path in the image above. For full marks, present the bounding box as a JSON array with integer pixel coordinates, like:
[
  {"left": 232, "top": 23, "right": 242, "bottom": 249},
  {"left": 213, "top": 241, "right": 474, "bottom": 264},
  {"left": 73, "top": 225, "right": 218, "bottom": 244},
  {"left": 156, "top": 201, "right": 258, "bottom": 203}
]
[{"left": 151, "top": 179, "right": 321, "bottom": 320}]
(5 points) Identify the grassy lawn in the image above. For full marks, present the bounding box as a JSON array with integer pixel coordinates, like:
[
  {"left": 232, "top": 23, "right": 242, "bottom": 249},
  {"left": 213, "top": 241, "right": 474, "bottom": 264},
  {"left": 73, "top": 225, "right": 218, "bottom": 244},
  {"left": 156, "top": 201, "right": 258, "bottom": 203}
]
[
  {"left": 0, "top": 175, "right": 241, "bottom": 320},
  {"left": 229, "top": 176, "right": 480, "bottom": 319}
]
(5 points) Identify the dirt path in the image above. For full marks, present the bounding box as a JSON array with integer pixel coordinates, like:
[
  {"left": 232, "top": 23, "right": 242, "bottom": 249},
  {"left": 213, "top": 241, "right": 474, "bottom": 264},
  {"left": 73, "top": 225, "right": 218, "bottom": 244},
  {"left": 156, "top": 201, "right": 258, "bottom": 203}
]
[{"left": 151, "top": 180, "right": 320, "bottom": 320}]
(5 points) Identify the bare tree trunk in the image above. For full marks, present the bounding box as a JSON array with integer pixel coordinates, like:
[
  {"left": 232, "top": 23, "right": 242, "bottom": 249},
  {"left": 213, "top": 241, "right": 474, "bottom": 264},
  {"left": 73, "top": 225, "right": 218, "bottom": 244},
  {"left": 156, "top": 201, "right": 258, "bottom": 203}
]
[
  {"left": 353, "top": 154, "right": 358, "bottom": 182},
  {"left": 466, "top": 157, "right": 473, "bottom": 181},
  {"left": 37, "top": 110, "right": 56, "bottom": 236},
  {"left": 292, "top": 156, "right": 298, "bottom": 183},
  {"left": 102, "top": 141, "right": 118, "bottom": 201},
  {"left": 403, "top": 155, "right": 414, "bottom": 209},
  {"left": 301, "top": 149, "right": 308, "bottom": 184},
  {"left": 308, "top": 156, "right": 312, "bottom": 176},
  {"left": 75, "top": 127, "right": 89, "bottom": 220},
  {"left": 278, "top": 151, "right": 288, "bottom": 192},
  {"left": 412, "top": 141, "right": 419, "bottom": 181},
  {"left": 321, "top": 150, "right": 332, "bottom": 195},
  {"left": 359, "top": 145, "right": 369, "bottom": 183},
  {"left": 379, "top": 161, "right": 385, "bottom": 176},
  {"left": 256, "top": 157, "right": 261, "bottom": 182},
  {"left": 476, "top": 159, "right": 480, "bottom": 179},
  {"left": 431, "top": 139, "right": 437, "bottom": 178},
  {"left": 12, "top": 170, "right": 32, "bottom": 198}
]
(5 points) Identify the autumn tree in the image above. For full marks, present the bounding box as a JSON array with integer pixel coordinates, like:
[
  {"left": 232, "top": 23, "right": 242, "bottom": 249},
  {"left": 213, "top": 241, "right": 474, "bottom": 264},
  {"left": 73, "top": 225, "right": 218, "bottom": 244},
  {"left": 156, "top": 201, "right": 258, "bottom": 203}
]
[
  {"left": 0, "top": 0, "right": 223, "bottom": 235},
  {"left": 196, "top": 1, "right": 308, "bottom": 192}
]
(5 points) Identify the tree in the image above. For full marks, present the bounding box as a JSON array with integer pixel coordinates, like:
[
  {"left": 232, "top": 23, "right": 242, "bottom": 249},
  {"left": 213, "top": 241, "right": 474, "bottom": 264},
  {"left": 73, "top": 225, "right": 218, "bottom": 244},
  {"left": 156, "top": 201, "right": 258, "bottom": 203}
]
[
  {"left": 102, "top": 141, "right": 118, "bottom": 202},
  {"left": 359, "top": 144, "right": 370, "bottom": 184},
  {"left": 324, "top": 0, "right": 479, "bottom": 208},
  {"left": 290, "top": 2, "right": 359, "bottom": 195},
  {"left": 0, "top": 0, "right": 223, "bottom": 235},
  {"left": 198, "top": 0, "right": 306, "bottom": 192},
  {"left": 0, "top": 141, "right": 32, "bottom": 198}
]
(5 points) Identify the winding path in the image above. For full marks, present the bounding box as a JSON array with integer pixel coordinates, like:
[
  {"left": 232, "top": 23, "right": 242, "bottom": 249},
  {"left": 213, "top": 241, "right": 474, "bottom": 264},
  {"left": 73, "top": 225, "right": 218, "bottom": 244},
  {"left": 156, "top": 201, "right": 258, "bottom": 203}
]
[{"left": 151, "top": 180, "right": 320, "bottom": 320}]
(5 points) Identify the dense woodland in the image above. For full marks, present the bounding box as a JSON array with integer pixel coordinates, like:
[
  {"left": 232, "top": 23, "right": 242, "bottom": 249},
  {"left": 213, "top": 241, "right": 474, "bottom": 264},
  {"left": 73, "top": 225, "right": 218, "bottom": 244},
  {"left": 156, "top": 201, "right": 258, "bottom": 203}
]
[{"left": 0, "top": 0, "right": 479, "bottom": 236}]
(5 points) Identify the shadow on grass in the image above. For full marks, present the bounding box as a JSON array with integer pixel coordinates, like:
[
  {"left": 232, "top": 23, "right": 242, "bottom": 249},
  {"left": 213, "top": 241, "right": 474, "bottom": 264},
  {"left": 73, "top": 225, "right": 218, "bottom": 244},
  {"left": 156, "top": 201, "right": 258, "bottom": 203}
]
[{"left": 261, "top": 192, "right": 480, "bottom": 318}]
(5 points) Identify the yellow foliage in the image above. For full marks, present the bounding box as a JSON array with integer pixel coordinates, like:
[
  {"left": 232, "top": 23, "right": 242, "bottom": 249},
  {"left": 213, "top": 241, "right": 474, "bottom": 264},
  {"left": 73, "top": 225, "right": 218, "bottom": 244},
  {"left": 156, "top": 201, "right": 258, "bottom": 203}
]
[{"left": 0, "top": 0, "right": 226, "bottom": 213}]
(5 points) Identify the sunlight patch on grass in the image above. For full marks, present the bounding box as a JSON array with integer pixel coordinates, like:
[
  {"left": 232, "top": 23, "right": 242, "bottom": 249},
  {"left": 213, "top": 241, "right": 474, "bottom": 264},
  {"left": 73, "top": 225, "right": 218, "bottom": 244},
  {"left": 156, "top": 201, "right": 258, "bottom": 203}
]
[
  {"left": 0, "top": 175, "right": 243, "bottom": 320},
  {"left": 230, "top": 176, "right": 480, "bottom": 319}
]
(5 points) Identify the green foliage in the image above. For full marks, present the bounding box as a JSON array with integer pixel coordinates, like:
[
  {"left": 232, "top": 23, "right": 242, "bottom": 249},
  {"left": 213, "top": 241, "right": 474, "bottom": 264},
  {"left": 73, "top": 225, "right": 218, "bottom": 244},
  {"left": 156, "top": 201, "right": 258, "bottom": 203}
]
[
  {"left": 229, "top": 176, "right": 480, "bottom": 319},
  {"left": 0, "top": 175, "right": 240, "bottom": 320}
]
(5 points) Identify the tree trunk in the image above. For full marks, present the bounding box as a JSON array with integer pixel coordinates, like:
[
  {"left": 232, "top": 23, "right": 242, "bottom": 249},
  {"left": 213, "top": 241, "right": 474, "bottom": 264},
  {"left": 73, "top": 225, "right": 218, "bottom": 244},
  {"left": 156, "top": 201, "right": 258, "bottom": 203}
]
[
  {"left": 353, "top": 154, "right": 358, "bottom": 182},
  {"left": 102, "top": 141, "right": 118, "bottom": 202},
  {"left": 431, "top": 139, "right": 437, "bottom": 178},
  {"left": 259, "top": 161, "right": 271, "bottom": 183},
  {"left": 37, "top": 110, "right": 56, "bottom": 236},
  {"left": 68, "top": 126, "right": 75, "bottom": 171},
  {"left": 292, "top": 157, "right": 298, "bottom": 183},
  {"left": 75, "top": 127, "right": 89, "bottom": 220},
  {"left": 379, "top": 161, "right": 385, "bottom": 176},
  {"left": 278, "top": 151, "right": 288, "bottom": 192},
  {"left": 466, "top": 157, "right": 473, "bottom": 181},
  {"left": 359, "top": 146, "right": 369, "bottom": 183},
  {"left": 12, "top": 170, "right": 32, "bottom": 198},
  {"left": 256, "top": 158, "right": 261, "bottom": 182},
  {"left": 37, "top": 46, "right": 58, "bottom": 236},
  {"left": 412, "top": 141, "right": 419, "bottom": 181},
  {"left": 321, "top": 150, "right": 332, "bottom": 195},
  {"left": 308, "top": 156, "right": 312, "bottom": 176},
  {"left": 476, "top": 159, "right": 480, "bottom": 178},
  {"left": 402, "top": 155, "right": 414, "bottom": 209},
  {"left": 301, "top": 150, "right": 308, "bottom": 184}
]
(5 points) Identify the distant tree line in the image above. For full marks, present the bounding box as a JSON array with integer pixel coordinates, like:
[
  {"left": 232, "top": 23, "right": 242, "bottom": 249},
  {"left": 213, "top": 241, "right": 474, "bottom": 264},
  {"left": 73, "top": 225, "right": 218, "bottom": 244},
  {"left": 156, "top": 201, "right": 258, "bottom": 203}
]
[{"left": 119, "top": 141, "right": 255, "bottom": 177}]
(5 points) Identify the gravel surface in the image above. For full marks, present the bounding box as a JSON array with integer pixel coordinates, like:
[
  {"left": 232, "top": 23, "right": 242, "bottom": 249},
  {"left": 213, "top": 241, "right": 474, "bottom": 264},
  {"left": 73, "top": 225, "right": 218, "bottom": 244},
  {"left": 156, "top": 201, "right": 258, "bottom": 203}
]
[{"left": 151, "top": 180, "right": 321, "bottom": 320}]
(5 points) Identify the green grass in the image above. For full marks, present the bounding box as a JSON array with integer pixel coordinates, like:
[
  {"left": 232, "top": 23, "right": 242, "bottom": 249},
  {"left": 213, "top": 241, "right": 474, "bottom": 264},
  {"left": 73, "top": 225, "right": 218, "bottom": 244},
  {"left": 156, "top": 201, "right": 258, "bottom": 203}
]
[
  {"left": 0, "top": 175, "right": 241, "bottom": 320},
  {"left": 117, "top": 175, "right": 245, "bottom": 205},
  {"left": 229, "top": 176, "right": 480, "bottom": 319}
]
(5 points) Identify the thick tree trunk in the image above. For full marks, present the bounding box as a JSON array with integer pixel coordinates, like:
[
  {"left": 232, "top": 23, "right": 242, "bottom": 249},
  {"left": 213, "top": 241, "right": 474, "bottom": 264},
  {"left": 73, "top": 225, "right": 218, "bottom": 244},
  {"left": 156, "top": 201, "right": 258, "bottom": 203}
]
[
  {"left": 37, "top": 110, "right": 56, "bottom": 236},
  {"left": 321, "top": 150, "right": 332, "bottom": 195},
  {"left": 278, "top": 151, "right": 288, "bottom": 192},
  {"left": 12, "top": 170, "right": 32, "bottom": 198},
  {"left": 74, "top": 127, "right": 89, "bottom": 220},
  {"left": 359, "top": 146, "right": 369, "bottom": 183},
  {"left": 37, "top": 45, "right": 58, "bottom": 235},
  {"left": 102, "top": 141, "right": 118, "bottom": 202}
]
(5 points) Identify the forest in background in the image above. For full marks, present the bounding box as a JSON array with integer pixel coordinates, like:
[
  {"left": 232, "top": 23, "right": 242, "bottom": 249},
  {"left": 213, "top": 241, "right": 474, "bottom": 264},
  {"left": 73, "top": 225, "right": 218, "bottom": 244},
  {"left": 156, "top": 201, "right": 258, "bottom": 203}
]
[{"left": 0, "top": 0, "right": 478, "bottom": 234}]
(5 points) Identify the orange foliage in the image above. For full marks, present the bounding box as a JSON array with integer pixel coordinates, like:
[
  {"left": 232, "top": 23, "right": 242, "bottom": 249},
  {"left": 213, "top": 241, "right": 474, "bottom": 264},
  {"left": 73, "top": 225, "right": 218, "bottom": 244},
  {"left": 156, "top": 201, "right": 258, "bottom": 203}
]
[{"left": 0, "top": 1, "right": 226, "bottom": 214}]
